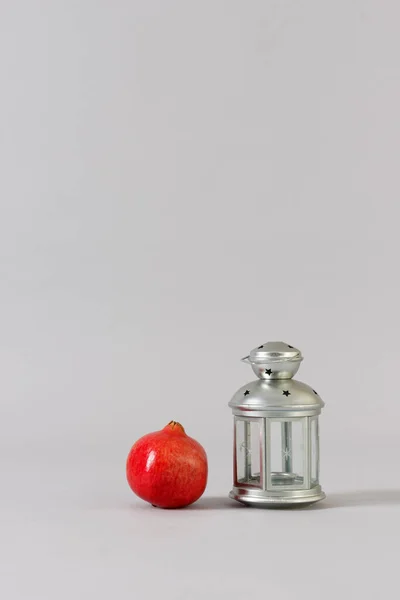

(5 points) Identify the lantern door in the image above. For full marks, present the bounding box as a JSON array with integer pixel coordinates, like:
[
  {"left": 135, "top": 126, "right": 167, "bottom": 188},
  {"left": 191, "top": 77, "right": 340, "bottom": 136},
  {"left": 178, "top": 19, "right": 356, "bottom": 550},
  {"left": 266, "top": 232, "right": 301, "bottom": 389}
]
[
  {"left": 234, "top": 417, "right": 264, "bottom": 488},
  {"left": 266, "top": 417, "right": 319, "bottom": 491}
]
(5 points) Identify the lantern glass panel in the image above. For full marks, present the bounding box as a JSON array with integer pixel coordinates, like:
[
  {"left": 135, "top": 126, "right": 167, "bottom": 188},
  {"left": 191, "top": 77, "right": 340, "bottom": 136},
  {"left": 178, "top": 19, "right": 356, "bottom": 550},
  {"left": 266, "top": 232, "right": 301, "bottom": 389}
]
[
  {"left": 268, "top": 419, "right": 304, "bottom": 488},
  {"left": 311, "top": 417, "right": 319, "bottom": 486},
  {"left": 235, "top": 419, "right": 261, "bottom": 487}
]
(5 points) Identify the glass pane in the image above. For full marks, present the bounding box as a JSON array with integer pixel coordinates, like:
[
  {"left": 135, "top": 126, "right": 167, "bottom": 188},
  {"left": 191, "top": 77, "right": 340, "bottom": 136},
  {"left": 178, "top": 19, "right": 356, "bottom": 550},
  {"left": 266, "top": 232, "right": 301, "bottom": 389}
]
[
  {"left": 291, "top": 421, "right": 304, "bottom": 482},
  {"left": 236, "top": 419, "right": 245, "bottom": 483},
  {"left": 250, "top": 421, "right": 261, "bottom": 481},
  {"left": 269, "top": 419, "right": 283, "bottom": 475},
  {"left": 311, "top": 417, "right": 319, "bottom": 486},
  {"left": 235, "top": 419, "right": 261, "bottom": 487},
  {"left": 269, "top": 420, "right": 304, "bottom": 487}
]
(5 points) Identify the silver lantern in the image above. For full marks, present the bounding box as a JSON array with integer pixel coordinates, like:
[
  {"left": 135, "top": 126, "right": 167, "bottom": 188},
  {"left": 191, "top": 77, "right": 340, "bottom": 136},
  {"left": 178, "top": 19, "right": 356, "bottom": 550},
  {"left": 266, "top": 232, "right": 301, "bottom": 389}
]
[{"left": 229, "top": 341, "right": 325, "bottom": 508}]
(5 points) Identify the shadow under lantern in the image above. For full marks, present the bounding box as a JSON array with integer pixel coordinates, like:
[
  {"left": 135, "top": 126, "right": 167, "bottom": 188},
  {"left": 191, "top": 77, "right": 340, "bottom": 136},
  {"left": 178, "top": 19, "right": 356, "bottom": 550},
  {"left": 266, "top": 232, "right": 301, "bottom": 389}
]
[{"left": 229, "top": 341, "right": 325, "bottom": 508}]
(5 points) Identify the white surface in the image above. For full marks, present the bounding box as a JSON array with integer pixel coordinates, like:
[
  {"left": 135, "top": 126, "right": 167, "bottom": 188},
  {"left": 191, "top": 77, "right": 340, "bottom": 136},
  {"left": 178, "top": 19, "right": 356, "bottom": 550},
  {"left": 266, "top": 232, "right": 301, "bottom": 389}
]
[
  {"left": 2, "top": 452, "right": 400, "bottom": 599},
  {"left": 1, "top": 1, "right": 400, "bottom": 598}
]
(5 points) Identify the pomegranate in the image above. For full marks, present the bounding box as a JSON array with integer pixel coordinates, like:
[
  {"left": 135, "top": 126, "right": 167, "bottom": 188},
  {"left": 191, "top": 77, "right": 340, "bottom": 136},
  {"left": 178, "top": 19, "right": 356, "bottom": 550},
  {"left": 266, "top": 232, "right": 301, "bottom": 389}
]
[{"left": 126, "top": 421, "right": 208, "bottom": 508}]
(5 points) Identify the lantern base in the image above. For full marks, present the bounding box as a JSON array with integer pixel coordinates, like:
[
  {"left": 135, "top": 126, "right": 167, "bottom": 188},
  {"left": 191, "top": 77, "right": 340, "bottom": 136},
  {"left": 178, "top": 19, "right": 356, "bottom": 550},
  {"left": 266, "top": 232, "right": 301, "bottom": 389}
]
[{"left": 229, "top": 487, "right": 326, "bottom": 509}]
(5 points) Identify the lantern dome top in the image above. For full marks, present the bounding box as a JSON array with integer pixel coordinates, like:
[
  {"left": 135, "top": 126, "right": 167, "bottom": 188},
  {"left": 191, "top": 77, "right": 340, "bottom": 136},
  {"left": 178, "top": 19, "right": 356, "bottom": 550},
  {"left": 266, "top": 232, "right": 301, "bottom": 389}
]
[
  {"left": 230, "top": 341, "right": 324, "bottom": 415},
  {"left": 246, "top": 341, "right": 302, "bottom": 364},
  {"left": 242, "top": 341, "right": 303, "bottom": 380}
]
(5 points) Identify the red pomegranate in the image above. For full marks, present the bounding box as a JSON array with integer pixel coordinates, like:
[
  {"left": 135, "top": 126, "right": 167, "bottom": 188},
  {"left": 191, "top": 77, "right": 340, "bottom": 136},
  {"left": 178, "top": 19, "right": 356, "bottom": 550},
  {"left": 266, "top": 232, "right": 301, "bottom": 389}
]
[{"left": 126, "top": 421, "right": 208, "bottom": 508}]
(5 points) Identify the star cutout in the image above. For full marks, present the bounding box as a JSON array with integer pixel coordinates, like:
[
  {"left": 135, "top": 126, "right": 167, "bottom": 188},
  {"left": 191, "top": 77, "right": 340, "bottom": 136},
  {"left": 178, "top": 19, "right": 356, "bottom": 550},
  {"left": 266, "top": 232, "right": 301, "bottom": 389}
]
[
  {"left": 265, "top": 368, "right": 272, "bottom": 375},
  {"left": 258, "top": 345, "right": 264, "bottom": 349},
  {"left": 244, "top": 390, "right": 250, "bottom": 396},
  {"left": 313, "top": 389, "right": 318, "bottom": 395},
  {"left": 282, "top": 390, "right": 291, "bottom": 396},
  {"left": 287, "top": 344, "right": 294, "bottom": 348},
  {"left": 282, "top": 448, "right": 291, "bottom": 460}
]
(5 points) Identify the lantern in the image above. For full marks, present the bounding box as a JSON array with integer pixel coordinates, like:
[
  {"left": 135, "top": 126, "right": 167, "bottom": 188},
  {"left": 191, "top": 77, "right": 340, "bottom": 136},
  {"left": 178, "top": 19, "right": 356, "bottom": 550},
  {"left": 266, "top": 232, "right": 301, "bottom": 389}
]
[{"left": 228, "top": 341, "right": 325, "bottom": 508}]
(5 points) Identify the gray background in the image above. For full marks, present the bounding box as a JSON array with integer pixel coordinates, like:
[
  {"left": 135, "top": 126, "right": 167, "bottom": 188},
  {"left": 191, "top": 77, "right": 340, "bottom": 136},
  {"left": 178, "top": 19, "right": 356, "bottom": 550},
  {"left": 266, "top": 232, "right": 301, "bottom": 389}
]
[{"left": 1, "top": 1, "right": 399, "bottom": 598}]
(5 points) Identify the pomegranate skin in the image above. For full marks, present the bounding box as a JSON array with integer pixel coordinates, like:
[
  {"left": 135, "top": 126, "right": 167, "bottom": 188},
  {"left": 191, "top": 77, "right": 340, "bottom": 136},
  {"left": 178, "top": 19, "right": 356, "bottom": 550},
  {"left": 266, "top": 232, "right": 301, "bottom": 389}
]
[{"left": 126, "top": 421, "right": 208, "bottom": 508}]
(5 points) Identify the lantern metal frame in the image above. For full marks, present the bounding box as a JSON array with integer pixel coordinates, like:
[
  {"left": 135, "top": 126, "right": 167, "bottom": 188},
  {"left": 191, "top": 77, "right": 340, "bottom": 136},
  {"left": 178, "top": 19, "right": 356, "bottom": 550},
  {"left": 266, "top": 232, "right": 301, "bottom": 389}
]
[{"left": 228, "top": 342, "right": 325, "bottom": 508}]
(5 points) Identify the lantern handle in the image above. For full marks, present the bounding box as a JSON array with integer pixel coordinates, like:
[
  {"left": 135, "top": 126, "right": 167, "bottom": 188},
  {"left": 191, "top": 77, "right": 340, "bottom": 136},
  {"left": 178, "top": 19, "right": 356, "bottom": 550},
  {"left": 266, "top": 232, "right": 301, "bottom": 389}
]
[{"left": 241, "top": 355, "right": 251, "bottom": 364}]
